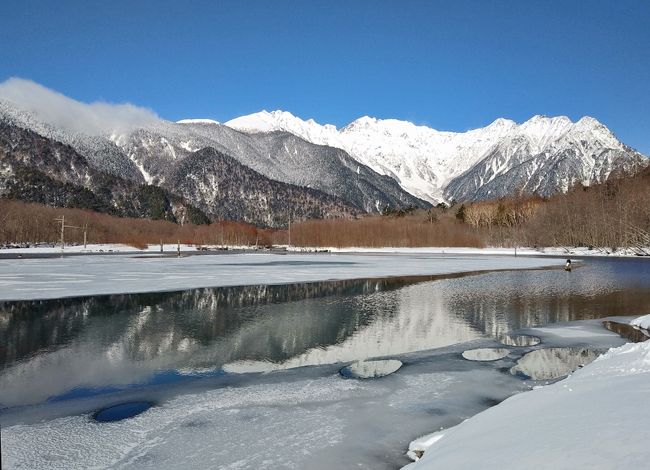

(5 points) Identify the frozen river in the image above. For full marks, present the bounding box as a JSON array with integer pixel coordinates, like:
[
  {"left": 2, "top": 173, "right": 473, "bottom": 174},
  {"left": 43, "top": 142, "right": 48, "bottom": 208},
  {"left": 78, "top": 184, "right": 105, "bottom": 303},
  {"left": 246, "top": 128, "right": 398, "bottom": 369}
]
[
  {"left": 1, "top": 254, "right": 649, "bottom": 468},
  {"left": 0, "top": 251, "right": 560, "bottom": 300}
]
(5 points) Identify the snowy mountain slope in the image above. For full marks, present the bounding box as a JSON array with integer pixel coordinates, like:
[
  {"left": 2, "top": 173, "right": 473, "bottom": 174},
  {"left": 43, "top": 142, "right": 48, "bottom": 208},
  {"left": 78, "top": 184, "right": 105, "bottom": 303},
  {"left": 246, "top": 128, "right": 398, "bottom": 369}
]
[
  {"left": 444, "top": 116, "right": 647, "bottom": 201},
  {"left": 165, "top": 147, "right": 361, "bottom": 226},
  {"left": 2, "top": 78, "right": 645, "bottom": 215},
  {"left": 0, "top": 99, "right": 145, "bottom": 183},
  {"left": 0, "top": 96, "right": 427, "bottom": 220},
  {"left": 0, "top": 117, "right": 360, "bottom": 226},
  {"left": 225, "top": 111, "right": 648, "bottom": 203},
  {"left": 114, "top": 120, "right": 428, "bottom": 212},
  {"left": 0, "top": 121, "right": 209, "bottom": 223}
]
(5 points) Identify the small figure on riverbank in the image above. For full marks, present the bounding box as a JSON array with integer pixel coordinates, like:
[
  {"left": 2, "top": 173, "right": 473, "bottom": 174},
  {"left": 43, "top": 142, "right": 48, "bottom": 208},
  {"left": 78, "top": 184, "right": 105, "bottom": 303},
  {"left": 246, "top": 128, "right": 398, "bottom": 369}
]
[{"left": 565, "top": 259, "right": 572, "bottom": 271}]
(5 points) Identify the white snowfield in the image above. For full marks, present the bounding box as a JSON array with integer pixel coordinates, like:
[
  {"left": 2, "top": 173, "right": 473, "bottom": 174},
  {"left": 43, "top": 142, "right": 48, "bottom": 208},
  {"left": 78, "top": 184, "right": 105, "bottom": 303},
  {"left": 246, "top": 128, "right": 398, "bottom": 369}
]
[
  {"left": 0, "top": 251, "right": 561, "bottom": 301},
  {"left": 404, "top": 327, "right": 650, "bottom": 470}
]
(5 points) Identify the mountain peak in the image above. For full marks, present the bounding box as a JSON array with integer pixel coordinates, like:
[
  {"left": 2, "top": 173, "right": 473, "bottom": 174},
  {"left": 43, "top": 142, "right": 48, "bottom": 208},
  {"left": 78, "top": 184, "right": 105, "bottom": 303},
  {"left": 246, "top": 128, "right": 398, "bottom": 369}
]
[
  {"left": 523, "top": 114, "right": 572, "bottom": 125},
  {"left": 225, "top": 109, "right": 319, "bottom": 134},
  {"left": 485, "top": 117, "right": 517, "bottom": 131},
  {"left": 342, "top": 115, "right": 378, "bottom": 131},
  {"left": 574, "top": 115, "right": 603, "bottom": 129}
]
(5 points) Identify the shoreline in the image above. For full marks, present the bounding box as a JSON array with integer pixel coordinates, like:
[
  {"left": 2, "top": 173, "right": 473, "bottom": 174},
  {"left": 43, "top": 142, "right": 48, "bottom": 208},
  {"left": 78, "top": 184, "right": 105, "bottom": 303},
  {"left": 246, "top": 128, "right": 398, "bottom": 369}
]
[
  {"left": 2, "top": 243, "right": 648, "bottom": 260},
  {"left": 403, "top": 317, "right": 650, "bottom": 469}
]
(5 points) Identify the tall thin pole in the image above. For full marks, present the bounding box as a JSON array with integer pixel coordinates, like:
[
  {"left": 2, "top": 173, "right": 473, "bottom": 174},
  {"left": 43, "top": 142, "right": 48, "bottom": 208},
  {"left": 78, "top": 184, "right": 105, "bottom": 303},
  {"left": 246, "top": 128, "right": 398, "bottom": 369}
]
[
  {"left": 60, "top": 215, "right": 65, "bottom": 249},
  {"left": 288, "top": 212, "right": 291, "bottom": 247},
  {"left": 54, "top": 216, "right": 84, "bottom": 254},
  {"left": 54, "top": 215, "right": 66, "bottom": 253}
]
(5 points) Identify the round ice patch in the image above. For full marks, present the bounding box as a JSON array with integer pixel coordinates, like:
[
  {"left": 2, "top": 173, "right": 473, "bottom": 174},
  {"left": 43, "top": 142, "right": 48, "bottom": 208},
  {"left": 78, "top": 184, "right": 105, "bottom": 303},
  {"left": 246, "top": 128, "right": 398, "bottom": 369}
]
[
  {"left": 340, "top": 359, "right": 402, "bottom": 379},
  {"left": 462, "top": 348, "right": 510, "bottom": 361}
]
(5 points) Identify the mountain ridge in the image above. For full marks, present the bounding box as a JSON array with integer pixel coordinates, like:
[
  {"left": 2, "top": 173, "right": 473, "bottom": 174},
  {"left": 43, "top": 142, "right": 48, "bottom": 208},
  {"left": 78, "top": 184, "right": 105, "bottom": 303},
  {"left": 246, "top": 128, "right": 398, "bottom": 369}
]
[
  {"left": 225, "top": 110, "right": 647, "bottom": 203},
  {"left": 0, "top": 78, "right": 646, "bottom": 217}
]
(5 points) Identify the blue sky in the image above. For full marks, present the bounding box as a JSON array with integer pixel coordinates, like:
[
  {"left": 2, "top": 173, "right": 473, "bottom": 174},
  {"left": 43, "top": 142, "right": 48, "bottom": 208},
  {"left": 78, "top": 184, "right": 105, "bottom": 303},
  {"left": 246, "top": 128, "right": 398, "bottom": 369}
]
[{"left": 1, "top": 0, "right": 649, "bottom": 153}]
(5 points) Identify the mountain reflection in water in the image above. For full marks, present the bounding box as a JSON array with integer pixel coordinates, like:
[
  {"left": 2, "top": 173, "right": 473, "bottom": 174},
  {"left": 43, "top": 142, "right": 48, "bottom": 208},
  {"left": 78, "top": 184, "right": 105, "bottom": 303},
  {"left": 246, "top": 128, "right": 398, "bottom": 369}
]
[
  {"left": 510, "top": 347, "right": 603, "bottom": 380},
  {"left": 1, "top": 257, "right": 649, "bottom": 406}
]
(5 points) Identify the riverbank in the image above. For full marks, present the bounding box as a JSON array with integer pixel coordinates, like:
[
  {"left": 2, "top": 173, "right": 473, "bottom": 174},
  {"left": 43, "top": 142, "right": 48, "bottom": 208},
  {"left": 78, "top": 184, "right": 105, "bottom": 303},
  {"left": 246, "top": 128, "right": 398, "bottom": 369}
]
[
  {"left": 2, "top": 243, "right": 649, "bottom": 258},
  {"left": 404, "top": 316, "right": 650, "bottom": 469},
  {"left": 293, "top": 246, "right": 650, "bottom": 257}
]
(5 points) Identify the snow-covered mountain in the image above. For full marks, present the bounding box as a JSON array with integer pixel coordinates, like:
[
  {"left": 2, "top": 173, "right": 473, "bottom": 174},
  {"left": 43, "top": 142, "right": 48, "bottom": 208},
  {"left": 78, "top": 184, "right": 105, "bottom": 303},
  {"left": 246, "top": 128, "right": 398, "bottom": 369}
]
[
  {"left": 0, "top": 92, "right": 425, "bottom": 225},
  {"left": 225, "top": 110, "right": 648, "bottom": 203},
  {"left": 110, "top": 120, "right": 427, "bottom": 213},
  {"left": 1, "top": 78, "right": 646, "bottom": 219}
]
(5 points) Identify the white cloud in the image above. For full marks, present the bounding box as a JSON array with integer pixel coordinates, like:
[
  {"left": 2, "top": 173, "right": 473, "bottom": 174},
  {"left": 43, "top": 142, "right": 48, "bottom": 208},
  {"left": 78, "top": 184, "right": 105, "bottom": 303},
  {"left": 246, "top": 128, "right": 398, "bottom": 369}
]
[{"left": 0, "top": 77, "right": 161, "bottom": 135}]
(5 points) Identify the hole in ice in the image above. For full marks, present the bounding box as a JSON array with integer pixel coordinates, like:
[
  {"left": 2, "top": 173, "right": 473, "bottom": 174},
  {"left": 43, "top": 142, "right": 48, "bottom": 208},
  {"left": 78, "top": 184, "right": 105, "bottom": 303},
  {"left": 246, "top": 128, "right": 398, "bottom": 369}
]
[
  {"left": 339, "top": 359, "right": 402, "bottom": 379},
  {"left": 498, "top": 334, "right": 541, "bottom": 346},
  {"left": 602, "top": 320, "right": 650, "bottom": 343},
  {"left": 462, "top": 348, "right": 510, "bottom": 361},
  {"left": 93, "top": 401, "right": 153, "bottom": 422},
  {"left": 480, "top": 396, "right": 504, "bottom": 407},
  {"left": 510, "top": 347, "right": 602, "bottom": 380}
]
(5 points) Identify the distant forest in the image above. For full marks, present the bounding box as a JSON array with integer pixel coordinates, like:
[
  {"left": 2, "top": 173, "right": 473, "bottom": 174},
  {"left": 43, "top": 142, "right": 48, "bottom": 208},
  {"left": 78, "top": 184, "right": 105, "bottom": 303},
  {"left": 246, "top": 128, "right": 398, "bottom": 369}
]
[{"left": 2, "top": 166, "right": 649, "bottom": 251}]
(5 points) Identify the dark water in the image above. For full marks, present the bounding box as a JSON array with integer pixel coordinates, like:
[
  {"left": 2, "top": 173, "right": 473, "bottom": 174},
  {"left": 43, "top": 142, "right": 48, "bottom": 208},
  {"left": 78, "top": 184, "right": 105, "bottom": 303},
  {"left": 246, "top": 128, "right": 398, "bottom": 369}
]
[
  {"left": 93, "top": 401, "right": 153, "bottom": 422},
  {"left": 1, "top": 257, "right": 649, "bottom": 408}
]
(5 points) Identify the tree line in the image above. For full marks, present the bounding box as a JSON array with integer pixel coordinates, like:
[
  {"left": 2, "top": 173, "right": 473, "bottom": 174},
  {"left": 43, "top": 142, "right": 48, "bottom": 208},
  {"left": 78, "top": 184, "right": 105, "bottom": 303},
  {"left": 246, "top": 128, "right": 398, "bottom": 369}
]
[
  {"left": 0, "top": 199, "right": 275, "bottom": 248},
  {"left": 2, "top": 165, "right": 649, "bottom": 251}
]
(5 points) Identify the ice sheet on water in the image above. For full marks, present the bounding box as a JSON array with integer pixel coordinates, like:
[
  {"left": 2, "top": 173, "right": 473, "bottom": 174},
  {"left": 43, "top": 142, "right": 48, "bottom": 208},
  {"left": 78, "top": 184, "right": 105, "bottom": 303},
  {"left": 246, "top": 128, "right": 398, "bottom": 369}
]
[
  {"left": 0, "top": 252, "right": 561, "bottom": 301},
  {"left": 0, "top": 319, "right": 629, "bottom": 469},
  {"left": 2, "top": 348, "right": 532, "bottom": 470}
]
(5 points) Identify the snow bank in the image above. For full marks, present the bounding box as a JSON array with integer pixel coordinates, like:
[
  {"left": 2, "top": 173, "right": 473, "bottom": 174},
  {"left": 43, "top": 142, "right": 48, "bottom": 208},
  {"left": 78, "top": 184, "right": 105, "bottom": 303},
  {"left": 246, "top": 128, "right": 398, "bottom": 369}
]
[
  {"left": 292, "top": 246, "right": 650, "bottom": 257},
  {"left": 289, "top": 246, "right": 539, "bottom": 256},
  {"left": 0, "top": 243, "right": 241, "bottom": 254},
  {"left": 405, "top": 329, "right": 650, "bottom": 469},
  {"left": 630, "top": 314, "right": 650, "bottom": 330},
  {"left": 3, "top": 243, "right": 647, "bottom": 258}
]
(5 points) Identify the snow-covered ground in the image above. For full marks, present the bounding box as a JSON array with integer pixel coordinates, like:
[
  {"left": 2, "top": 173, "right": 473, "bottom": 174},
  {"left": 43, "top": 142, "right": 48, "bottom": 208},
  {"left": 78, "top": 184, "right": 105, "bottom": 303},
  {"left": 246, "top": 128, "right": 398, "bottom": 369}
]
[
  {"left": 630, "top": 314, "right": 650, "bottom": 330},
  {"left": 293, "top": 246, "right": 650, "bottom": 257},
  {"left": 404, "top": 318, "right": 650, "bottom": 470},
  {"left": 0, "top": 243, "right": 223, "bottom": 254},
  {"left": 0, "top": 251, "right": 561, "bottom": 301},
  {"left": 2, "top": 243, "right": 648, "bottom": 258}
]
